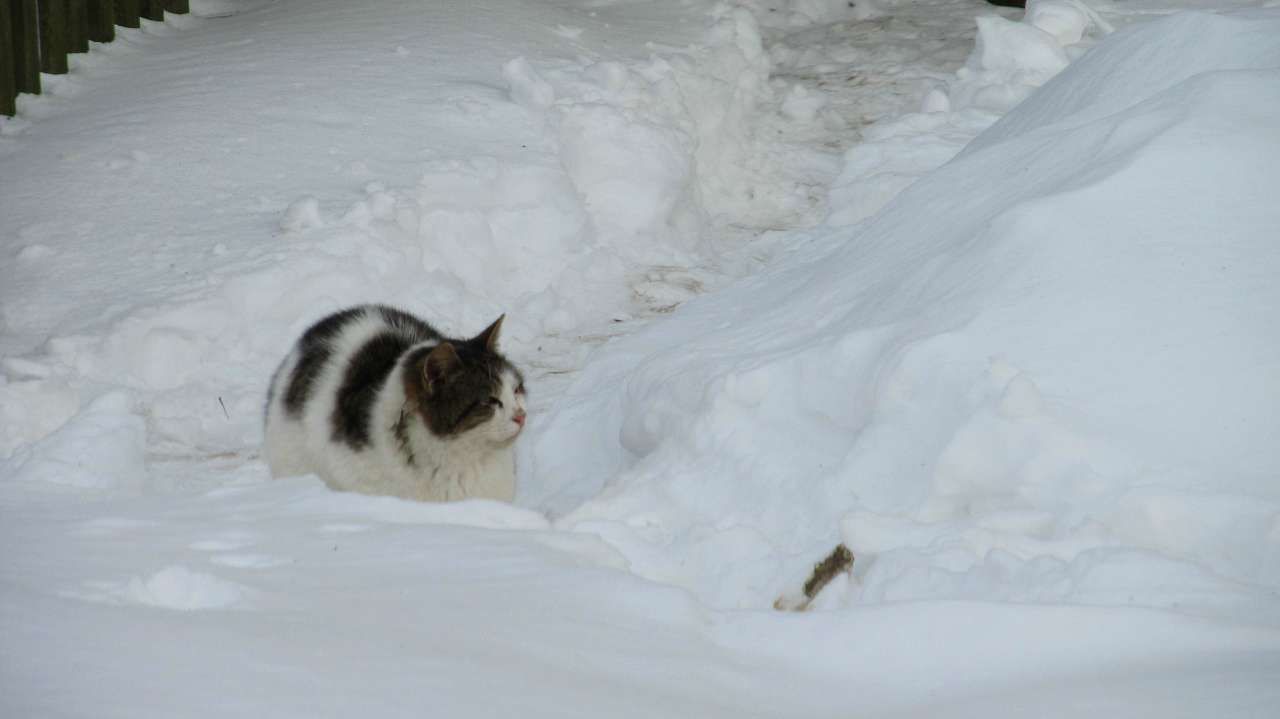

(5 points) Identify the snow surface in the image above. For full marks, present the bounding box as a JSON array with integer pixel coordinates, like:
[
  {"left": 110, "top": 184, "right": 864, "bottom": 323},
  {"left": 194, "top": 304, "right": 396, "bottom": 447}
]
[{"left": 3, "top": 0, "right": 1279, "bottom": 716}]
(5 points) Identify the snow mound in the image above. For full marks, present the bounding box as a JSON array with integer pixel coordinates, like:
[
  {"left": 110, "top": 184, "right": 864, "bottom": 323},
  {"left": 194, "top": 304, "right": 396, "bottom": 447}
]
[
  {"left": 123, "top": 565, "right": 247, "bottom": 610},
  {"left": 951, "top": 1, "right": 1100, "bottom": 115},
  {"left": 3, "top": 391, "right": 147, "bottom": 491},
  {"left": 64, "top": 565, "right": 251, "bottom": 610},
  {"left": 523, "top": 5, "right": 788, "bottom": 231},
  {"left": 532, "top": 9, "right": 1280, "bottom": 614},
  {"left": 279, "top": 195, "right": 324, "bottom": 232},
  {"left": 0, "top": 4, "right": 786, "bottom": 467}
]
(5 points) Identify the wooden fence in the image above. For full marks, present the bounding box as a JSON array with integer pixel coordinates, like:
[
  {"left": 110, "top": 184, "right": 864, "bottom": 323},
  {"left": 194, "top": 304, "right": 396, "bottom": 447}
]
[{"left": 2, "top": 1, "right": 190, "bottom": 117}]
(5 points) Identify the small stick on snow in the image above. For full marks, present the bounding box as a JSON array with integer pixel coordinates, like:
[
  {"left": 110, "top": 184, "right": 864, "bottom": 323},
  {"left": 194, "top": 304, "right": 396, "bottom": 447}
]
[
  {"left": 774, "top": 544, "right": 854, "bottom": 612},
  {"left": 218, "top": 397, "right": 229, "bottom": 420}
]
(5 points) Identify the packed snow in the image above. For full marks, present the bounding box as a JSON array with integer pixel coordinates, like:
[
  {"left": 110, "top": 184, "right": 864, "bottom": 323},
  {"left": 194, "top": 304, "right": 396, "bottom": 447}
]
[{"left": 2, "top": 0, "right": 1278, "bottom": 716}]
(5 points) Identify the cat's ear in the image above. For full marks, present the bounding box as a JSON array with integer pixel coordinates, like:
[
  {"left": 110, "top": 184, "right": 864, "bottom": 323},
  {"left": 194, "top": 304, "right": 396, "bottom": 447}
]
[
  {"left": 474, "top": 314, "right": 504, "bottom": 353},
  {"left": 423, "top": 342, "right": 461, "bottom": 390}
]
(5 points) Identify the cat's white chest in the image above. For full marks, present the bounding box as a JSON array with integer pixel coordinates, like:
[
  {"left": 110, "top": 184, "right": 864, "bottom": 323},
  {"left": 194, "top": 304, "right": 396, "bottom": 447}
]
[
  {"left": 440, "top": 449, "right": 515, "bottom": 502},
  {"left": 402, "top": 443, "right": 515, "bottom": 503}
]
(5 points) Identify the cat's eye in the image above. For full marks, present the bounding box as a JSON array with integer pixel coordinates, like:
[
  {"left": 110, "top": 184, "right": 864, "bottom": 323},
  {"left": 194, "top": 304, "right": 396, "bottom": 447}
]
[
  {"left": 488, "top": 397, "right": 504, "bottom": 409},
  {"left": 515, "top": 383, "right": 525, "bottom": 395}
]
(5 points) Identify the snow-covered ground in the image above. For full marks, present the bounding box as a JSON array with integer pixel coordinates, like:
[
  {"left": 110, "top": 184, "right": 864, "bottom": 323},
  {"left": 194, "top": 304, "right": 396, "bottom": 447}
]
[{"left": 3, "top": 0, "right": 1279, "bottom": 716}]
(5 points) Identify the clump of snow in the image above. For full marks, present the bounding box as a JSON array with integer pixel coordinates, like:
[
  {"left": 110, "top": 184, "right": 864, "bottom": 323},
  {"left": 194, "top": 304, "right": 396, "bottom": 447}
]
[
  {"left": 1027, "top": 0, "right": 1092, "bottom": 45},
  {"left": 503, "top": 57, "right": 557, "bottom": 109},
  {"left": 3, "top": 391, "right": 147, "bottom": 491},
  {"left": 780, "top": 84, "right": 829, "bottom": 122},
  {"left": 557, "top": 104, "right": 693, "bottom": 240},
  {"left": 123, "top": 565, "right": 248, "bottom": 610},
  {"left": 951, "top": 2, "right": 1103, "bottom": 114},
  {"left": 919, "top": 88, "right": 951, "bottom": 114},
  {"left": 279, "top": 195, "right": 324, "bottom": 232},
  {"left": 0, "top": 370, "right": 81, "bottom": 457},
  {"left": 973, "top": 16, "right": 1069, "bottom": 75},
  {"left": 522, "top": 4, "right": 784, "bottom": 234}
]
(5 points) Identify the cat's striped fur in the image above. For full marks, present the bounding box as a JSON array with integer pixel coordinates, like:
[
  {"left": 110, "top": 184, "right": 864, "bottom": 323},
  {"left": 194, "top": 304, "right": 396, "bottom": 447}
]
[{"left": 264, "top": 305, "right": 526, "bottom": 502}]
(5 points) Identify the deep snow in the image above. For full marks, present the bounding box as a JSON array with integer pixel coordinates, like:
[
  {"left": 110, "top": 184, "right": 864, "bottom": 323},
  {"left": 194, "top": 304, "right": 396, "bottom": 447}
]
[
  {"left": 3, "top": 0, "right": 1279, "bottom": 716},
  {"left": 533, "top": 7, "right": 1280, "bottom": 617}
]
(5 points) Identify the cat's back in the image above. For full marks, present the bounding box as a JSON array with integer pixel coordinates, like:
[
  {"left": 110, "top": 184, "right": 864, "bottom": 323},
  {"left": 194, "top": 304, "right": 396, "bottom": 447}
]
[
  {"left": 264, "top": 305, "right": 440, "bottom": 475},
  {"left": 269, "top": 304, "right": 438, "bottom": 416}
]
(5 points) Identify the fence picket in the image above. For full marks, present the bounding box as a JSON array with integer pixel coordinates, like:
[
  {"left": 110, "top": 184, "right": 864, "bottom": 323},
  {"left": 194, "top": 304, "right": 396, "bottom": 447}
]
[
  {"left": 2, "top": 0, "right": 15, "bottom": 116},
  {"left": 38, "top": 0, "right": 68, "bottom": 74},
  {"left": 115, "top": 0, "right": 140, "bottom": 29},
  {"left": 69, "top": 0, "right": 89, "bottom": 53},
  {"left": 88, "top": 0, "right": 115, "bottom": 42},
  {"left": 13, "top": 0, "right": 41, "bottom": 97},
  {"left": 2, "top": 0, "right": 195, "bottom": 117}
]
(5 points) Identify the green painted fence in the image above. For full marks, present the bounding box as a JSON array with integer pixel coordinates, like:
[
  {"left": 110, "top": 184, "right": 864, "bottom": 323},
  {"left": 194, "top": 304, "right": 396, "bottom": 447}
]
[{"left": 2, "top": 0, "right": 190, "bottom": 116}]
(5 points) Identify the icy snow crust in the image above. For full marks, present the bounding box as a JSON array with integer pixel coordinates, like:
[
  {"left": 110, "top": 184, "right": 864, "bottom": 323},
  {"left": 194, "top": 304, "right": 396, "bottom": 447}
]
[{"left": 3, "top": 0, "right": 1280, "bottom": 716}]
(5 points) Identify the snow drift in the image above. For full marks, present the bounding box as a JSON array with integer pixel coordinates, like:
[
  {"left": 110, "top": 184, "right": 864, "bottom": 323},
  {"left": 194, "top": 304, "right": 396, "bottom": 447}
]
[
  {"left": 531, "top": 9, "right": 1280, "bottom": 615},
  {"left": 4, "top": 1, "right": 1280, "bottom": 716},
  {"left": 0, "top": 1, "right": 780, "bottom": 462}
]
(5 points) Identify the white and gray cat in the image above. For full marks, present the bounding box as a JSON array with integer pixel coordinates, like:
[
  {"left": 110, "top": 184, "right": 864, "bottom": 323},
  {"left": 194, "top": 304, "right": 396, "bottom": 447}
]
[{"left": 264, "top": 305, "right": 527, "bottom": 502}]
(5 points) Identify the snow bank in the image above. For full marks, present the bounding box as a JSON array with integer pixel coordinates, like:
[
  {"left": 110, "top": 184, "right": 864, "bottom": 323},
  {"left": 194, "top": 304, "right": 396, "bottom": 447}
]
[
  {"left": 532, "top": 9, "right": 1280, "bottom": 615},
  {"left": 518, "top": 4, "right": 790, "bottom": 232},
  {"left": 3, "top": 391, "right": 147, "bottom": 491},
  {"left": 4, "top": 3, "right": 1280, "bottom": 715},
  {"left": 0, "top": 1, "right": 781, "bottom": 466}
]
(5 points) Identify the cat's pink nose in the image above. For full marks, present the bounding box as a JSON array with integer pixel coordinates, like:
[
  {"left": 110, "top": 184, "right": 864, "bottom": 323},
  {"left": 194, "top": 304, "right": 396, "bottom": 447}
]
[{"left": 513, "top": 409, "right": 526, "bottom": 427}]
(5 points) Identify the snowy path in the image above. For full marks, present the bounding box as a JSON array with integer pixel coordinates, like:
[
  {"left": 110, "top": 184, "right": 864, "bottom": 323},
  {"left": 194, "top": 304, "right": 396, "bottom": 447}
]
[{"left": 4, "top": 0, "right": 1280, "bottom": 716}]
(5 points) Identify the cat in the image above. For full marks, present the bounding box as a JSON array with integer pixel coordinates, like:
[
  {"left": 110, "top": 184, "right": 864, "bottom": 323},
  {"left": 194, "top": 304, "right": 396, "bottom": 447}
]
[{"left": 263, "top": 304, "right": 526, "bottom": 502}]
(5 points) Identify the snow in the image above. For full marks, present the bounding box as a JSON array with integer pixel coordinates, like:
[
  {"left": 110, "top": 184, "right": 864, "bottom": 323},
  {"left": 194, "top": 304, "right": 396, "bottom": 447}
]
[
  {"left": 3, "top": 0, "right": 1279, "bottom": 716},
  {"left": 534, "top": 5, "right": 1280, "bottom": 616},
  {"left": 4, "top": 391, "right": 146, "bottom": 491}
]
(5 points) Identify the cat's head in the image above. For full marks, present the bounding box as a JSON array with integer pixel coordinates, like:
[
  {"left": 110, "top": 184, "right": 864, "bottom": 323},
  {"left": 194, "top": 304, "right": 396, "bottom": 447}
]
[{"left": 406, "top": 315, "right": 527, "bottom": 445}]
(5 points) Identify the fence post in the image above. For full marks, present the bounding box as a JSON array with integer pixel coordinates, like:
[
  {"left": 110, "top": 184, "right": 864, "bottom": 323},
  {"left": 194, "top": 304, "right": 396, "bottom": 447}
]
[
  {"left": 141, "top": 0, "right": 163, "bottom": 21},
  {"left": 68, "top": 0, "right": 89, "bottom": 53},
  {"left": 166, "top": 0, "right": 188, "bottom": 13},
  {"left": 14, "top": 0, "right": 41, "bottom": 94},
  {"left": 1, "top": 0, "right": 15, "bottom": 116},
  {"left": 115, "top": 0, "right": 140, "bottom": 28},
  {"left": 38, "top": 0, "right": 68, "bottom": 74},
  {"left": 88, "top": 0, "right": 114, "bottom": 42}
]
